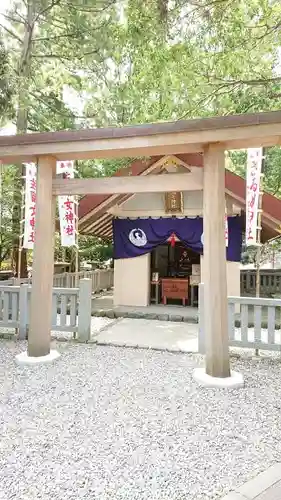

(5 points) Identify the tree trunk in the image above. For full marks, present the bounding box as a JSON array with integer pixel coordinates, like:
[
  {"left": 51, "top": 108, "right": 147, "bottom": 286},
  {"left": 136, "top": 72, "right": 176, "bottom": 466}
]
[
  {"left": 157, "top": 0, "right": 168, "bottom": 24},
  {"left": 11, "top": 1, "right": 34, "bottom": 278}
]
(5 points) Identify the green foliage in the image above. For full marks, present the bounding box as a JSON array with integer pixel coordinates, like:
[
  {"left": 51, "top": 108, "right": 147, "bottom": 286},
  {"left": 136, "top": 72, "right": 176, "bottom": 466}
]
[
  {"left": 0, "top": 165, "right": 17, "bottom": 267},
  {"left": 2, "top": 0, "right": 281, "bottom": 131},
  {"left": 83, "top": 0, "right": 281, "bottom": 126},
  {"left": 79, "top": 236, "right": 113, "bottom": 264},
  {"left": 0, "top": 37, "right": 14, "bottom": 125},
  {"left": 76, "top": 157, "right": 134, "bottom": 179}
]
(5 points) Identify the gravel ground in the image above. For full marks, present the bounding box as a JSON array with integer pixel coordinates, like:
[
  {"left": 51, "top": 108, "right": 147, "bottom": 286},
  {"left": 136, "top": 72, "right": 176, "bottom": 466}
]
[{"left": 1, "top": 342, "right": 281, "bottom": 500}]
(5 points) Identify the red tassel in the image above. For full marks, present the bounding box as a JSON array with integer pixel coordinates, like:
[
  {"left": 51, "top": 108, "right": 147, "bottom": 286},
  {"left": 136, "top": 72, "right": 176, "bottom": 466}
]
[{"left": 170, "top": 232, "right": 176, "bottom": 247}]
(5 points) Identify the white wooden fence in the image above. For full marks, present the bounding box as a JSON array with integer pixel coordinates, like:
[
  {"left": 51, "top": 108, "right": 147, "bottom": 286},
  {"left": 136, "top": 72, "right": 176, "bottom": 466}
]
[
  {"left": 199, "top": 284, "right": 281, "bottom": 353},
  {"left": 53, "top": 269, "right": 114, "bottom": 292},
  {"left": 0, "top": 279, "right": 92, "bottom": 341},
  {"left": 0, "top": 268, "right": 114, "bottom": 294}
]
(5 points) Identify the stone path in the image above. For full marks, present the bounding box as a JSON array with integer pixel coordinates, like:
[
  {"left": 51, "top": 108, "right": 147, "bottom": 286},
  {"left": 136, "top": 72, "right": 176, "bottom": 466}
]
[
  {"left": 95, "top": 317, "right": 198, "bottom": 352},
  {"left": 221, "top": 463, "right": 281, "bottom": 500}
]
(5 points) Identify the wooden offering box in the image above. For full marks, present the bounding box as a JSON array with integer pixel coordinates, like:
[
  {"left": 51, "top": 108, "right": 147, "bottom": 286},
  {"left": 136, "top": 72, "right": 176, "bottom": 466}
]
[{"left": 161, "top": 278, "right": 189, "bottom": 306}]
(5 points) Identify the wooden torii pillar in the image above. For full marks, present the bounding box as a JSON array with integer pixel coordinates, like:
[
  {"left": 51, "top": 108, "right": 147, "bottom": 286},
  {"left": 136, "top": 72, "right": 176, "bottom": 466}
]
[
  {"left": 29, "top": 156, "right": 56, "bottom": 357},
  {"left": 193, "top": 144, "right": 243, "bottom": 387},
  {"left": 16, "top": 156, "right": 60, "bottom": 364}
]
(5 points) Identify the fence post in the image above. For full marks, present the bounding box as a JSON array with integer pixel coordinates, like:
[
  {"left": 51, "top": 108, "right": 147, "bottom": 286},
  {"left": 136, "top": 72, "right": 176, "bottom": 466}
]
[
  {"left": 19, "top": 284, "right": 29, "bottom": 340},
  {"left": 78, "top": 279, "right": 92, "bottom": 342},
  {"left": 65, "top": 273, "right": 70, "bottom": 288},
  {"left": 97, "top": 271, "right": 101, "bottom": 293},
  {"left": 198, "top": 283, "right": 205, "bottom": 354}
]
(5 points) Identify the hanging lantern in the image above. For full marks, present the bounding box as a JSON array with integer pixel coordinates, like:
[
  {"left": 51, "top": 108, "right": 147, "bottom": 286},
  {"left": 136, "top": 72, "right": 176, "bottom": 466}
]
[{"left": 170, "top": 232, "right": 176, "bottom": 247}]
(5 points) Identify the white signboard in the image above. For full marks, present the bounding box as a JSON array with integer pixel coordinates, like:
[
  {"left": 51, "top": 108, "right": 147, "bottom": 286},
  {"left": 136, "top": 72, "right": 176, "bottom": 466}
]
[
  {"left": 246, "top": 148, "right": 262, "bottom": 246},
  {"left": 23, "top": 163, "right": 37, "bottom": 249},
  {"left": 56, "top": 161, "right": 77, "bottom": 247}
]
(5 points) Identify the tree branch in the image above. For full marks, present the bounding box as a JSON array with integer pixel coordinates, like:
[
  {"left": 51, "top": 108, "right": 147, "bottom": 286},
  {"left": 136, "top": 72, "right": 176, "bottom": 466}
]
[
  {"left": 177, "top": 82, "right": 232, "bottom": 120},
  {"left": 28, "top": 90, "right": 95, "bottom": 120},
  {"left": 32, "top": 18, "right": 111, "bottom": 43},
  {"left": 66, "top": 0, "right": 117, "bottom": 13},
  {"left": 32, "top": 31, "right": 81, "bottom": 42},
  {"left": 256, "top": 21, "right": 281, "bottom": 42},
  {"left": 35, "top": 0, "right": 63, "bottom": 21},
  {"left": 211, "top": 76, "right": 281, "bottom": 87},
  {"left": 0, "top": 23, "right": 22, "bottom": 44},
  {"left": 2, "top": 13, "right": 25, "bottom": 25},
  {"left": 32, "top": 53, "right": 74, "bottom": 60},
  {"left": 32, "top": 48, "right": 99, "bottom": 61}
]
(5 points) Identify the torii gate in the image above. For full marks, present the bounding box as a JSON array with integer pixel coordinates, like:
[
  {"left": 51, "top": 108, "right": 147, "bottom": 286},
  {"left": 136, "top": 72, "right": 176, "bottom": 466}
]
[{"left": 1, "top": 110, "right": 281, "bottom": 387}]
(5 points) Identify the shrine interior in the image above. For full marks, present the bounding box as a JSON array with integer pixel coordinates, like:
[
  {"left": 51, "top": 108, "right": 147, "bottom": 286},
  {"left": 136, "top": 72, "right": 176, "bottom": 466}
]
[{"left": 150, "top": 243, "right": 201, "bottom": 307}]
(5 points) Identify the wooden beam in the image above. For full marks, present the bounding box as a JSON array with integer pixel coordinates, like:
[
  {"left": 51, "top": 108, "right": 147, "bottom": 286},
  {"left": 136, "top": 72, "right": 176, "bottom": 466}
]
[
  {"left": 1, "top": 110, "right": 281, "bottom": 163},
  {"left": 225, "top": 135, "right": 281, "bottom": 151},
  {"left": 28, "top": 156, "right": 55, "bottom": 357},
  {"left": 1, "top": 130, "right": 281, "bottom": 164},
  {"left": 203, "top": 144, "right": 230, "bottom": 378},
  {"left": 53, "top": 172, "right": 203, "bottom": 196},
  {"left": 0, "top": 141, "right": 204, "bottom": 164}
]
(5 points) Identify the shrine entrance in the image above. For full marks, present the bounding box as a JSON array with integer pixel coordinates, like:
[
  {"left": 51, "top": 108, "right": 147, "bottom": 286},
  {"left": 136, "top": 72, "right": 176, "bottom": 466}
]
[{"left": 150, "top": 242, "right": 200, "bottom": 306}]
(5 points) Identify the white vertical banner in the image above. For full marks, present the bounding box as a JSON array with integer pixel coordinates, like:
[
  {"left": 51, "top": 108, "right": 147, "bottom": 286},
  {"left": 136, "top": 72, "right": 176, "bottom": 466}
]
[
  {"left": 56, "top": 161, "right": 77, "bottom": 247},
  {"left": 58, "top": 196, "right": 77, "bottom": 247},
  {"left": 23, "top": 161, "right": 78, "bottom": 250},
  {"left": 246, "top": 148, "right": 263, "bottom": 246},
  {"left": 224, "top": 210, "right": 228, "bottom": 247},
  {"left": 23, "top": 163, "right": 37, "bottom": 249}
]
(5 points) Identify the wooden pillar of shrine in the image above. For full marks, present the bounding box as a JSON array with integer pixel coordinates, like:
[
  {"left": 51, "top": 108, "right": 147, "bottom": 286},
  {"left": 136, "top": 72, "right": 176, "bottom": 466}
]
[
  {"left": 28, "top": 156, "right": 56, "bottom": 357},
  {"left": 203, "top": 144, "right": 230, "bottom": 378}
]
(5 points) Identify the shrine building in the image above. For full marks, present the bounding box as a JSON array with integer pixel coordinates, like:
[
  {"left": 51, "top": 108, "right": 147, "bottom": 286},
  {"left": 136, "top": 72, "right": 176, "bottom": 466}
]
[{"left": 78, "top": 154, "right": 281, "bottom": 308}]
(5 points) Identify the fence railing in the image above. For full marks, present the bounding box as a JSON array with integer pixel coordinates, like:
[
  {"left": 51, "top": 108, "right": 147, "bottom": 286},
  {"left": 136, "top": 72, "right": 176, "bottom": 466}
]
[
  {"left": 0, "top": 279, "right": 92, "bottom": 341},
  {"left": 53, "top": 269, "right": 114, "bottom": 292},
  {"left": 0, "top": 269, "right": 114, "bottom": 295},
  {"left": 240, "top": 269, "right": 281, "bottom": 297},
  {"left": 199, "top": 283, "right": 281, "bottom": 353}
]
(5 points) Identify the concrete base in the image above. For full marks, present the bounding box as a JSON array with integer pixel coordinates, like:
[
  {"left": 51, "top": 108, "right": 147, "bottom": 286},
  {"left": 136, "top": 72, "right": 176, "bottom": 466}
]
[
  {"left": 193, "top": 367, "right": 244, "bottom": 388},
  {"left": 221, "top": 462, "right": 281, "bottom": 499},
  {"left": 15, "top": 349, "right": 61, "bottom": 365}
]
